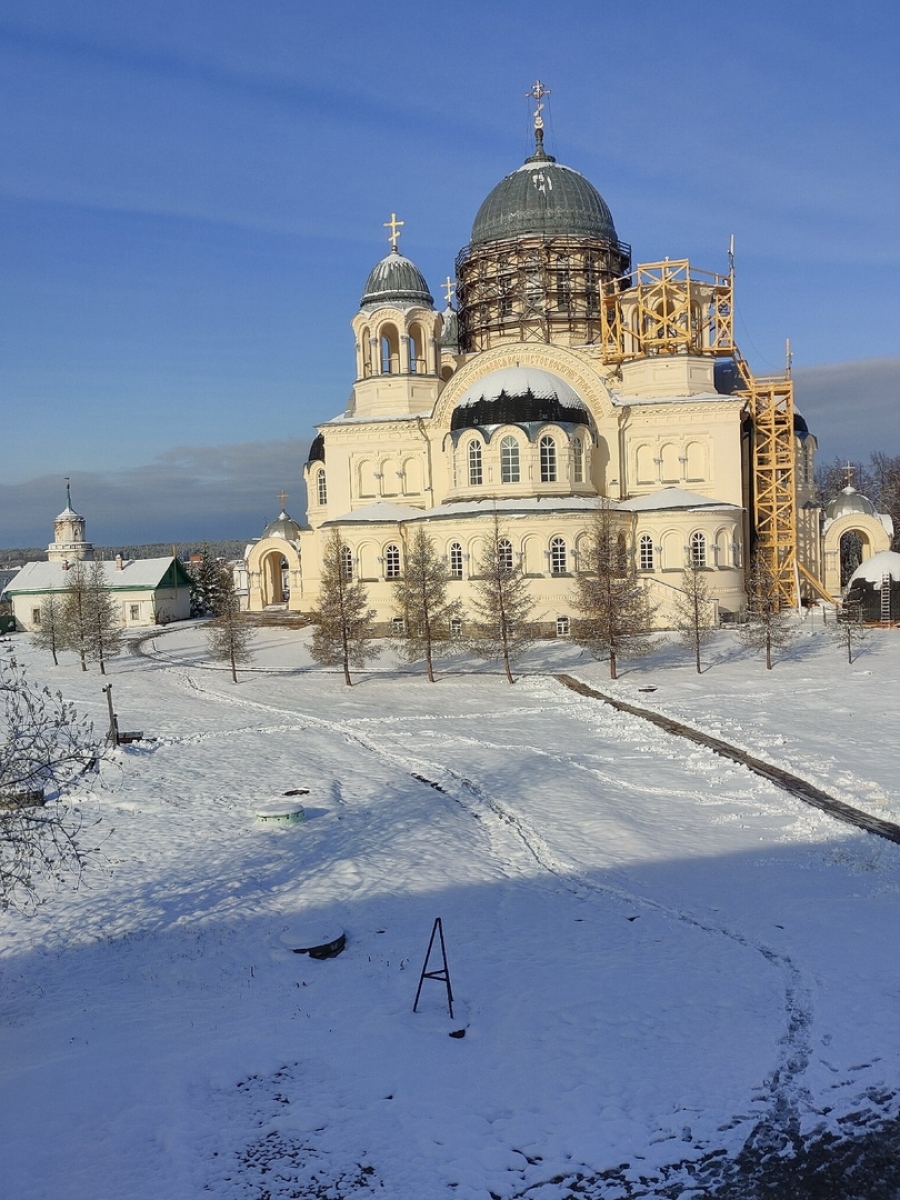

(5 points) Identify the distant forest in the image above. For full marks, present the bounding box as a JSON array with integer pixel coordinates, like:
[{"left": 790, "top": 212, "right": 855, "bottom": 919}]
[{"left": 0, "top": 539, "right": 248, "bottom": 566}]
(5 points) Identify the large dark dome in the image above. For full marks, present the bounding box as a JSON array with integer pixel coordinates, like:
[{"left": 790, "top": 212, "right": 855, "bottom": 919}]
[{"left": 470, "top": 155, "right": 619, "bottom": 247}]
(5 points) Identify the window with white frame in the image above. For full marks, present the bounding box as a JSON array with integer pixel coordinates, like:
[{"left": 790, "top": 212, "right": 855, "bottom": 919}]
[
  {"left": 639, "top": 534, "right": 654, "bottom": 571},
  {"left": 556, "top": 614, "right": 570, "bottom": 637},
  {"left": 449, "top": 616, "right": 462, "bottom": 637},
  {"left": 390, "top": 616, "right": 405, "bottom": 636},
  {"left": 317, "top": 469, "right": 327, "bottom": 506},
  {"left": 550, "top": 536, "right": 567, "bottom": 574},
  {"left": 500, "top": 435, "right": 520, "bottom": 484},
  {"left": 449, "top": 542, "right": 463, "bottom": 579},
  {"left": 497, "top": 537, "right": 514, "bottom": 573},
  {"left": 540, "top": 435, "right": 557, "bottom": 483},
  {"left": 468, "top": 440, "right": 483, "bottom": 486},
  {"left": 689, "top": 531, "right": 707, "bottom": 568},
  {"left": 341, "top": 545, "right": 353, "bottom": 579},
  {"left": 384, "top": 544, "right": 401, "bottom": 579},
  {"left": 130, "top": 604, "right": 140, "bottom": 621}
]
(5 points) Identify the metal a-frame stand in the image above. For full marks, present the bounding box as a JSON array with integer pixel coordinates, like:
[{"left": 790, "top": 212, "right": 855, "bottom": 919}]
[{"left": 412, "top": 917, "right": 454, "bottom": 1019}]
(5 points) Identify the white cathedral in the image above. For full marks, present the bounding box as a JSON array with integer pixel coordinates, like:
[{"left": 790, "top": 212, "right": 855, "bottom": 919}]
[{"left": 242, "top": 86, "right": 892, "bottom": 632}]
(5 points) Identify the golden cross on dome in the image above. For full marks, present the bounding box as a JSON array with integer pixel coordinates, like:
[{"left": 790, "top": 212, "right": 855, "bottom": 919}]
[
  {"left": 278, "top": 490, "right": 289, "bottom": 509},
  {"left": 526, "top": 79, "right": 551, "bottom": 130},
  {"left": 442, "top": 275, "right": 455, "bottom": 306},
  {"left": 384, "top": 212, "right": 404, "bottom": 250}
]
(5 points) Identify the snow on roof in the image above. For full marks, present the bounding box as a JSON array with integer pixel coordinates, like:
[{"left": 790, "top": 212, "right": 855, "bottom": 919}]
[
  {"left": 611, "top": 390, "right": 737, "bottom": 408},
  {"left": 619, "top": 487, "right": 740, "bottom": 513},
  {"left": 324, "top": 501, "right": 426, "bottom": 525},
  {"left": 323, "top": 410, "right": 433, "bottom": 426},
  {"left": 5, "top": 557, "right": 181, "bottom": 593},
  {"left": 420, "top": 496, "right": 609, "bottom": 521},
  {"left": 848, "top": 550, "right": 900, "bottom": 588},
  {"left": 455, "top": 366, "right": 583, "bottom": 410}
]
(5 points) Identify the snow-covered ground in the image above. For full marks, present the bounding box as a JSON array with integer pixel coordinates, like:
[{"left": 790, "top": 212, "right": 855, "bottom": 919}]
[{"left": 2, "top": 617, "right": 899, "bottom": 1199}]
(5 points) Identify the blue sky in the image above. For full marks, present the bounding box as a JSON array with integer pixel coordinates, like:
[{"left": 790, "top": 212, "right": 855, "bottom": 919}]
[{"left": 1, "top": 0, "right": 898, "bottom": 549}]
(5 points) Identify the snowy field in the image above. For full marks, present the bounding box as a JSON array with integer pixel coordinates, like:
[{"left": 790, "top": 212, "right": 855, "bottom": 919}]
[{"left": 2, "top": 617, "right": 900, "bottom": 1199}]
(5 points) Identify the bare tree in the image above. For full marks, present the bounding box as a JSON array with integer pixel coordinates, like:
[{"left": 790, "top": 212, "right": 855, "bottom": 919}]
[
  {"left": 0, "top": 657, "right": 102, "bottom": 911},
  {"left": 570, "top": 504, "right": 653, "bottom": 680},
  {"left": 672, "top": 564, "right": 717, "bottom": 673},
  {"left": 87, "top": 559, "right": 124, "bottom": 676},
  {"left": 469, "top": 516, "right": 537, "bottom": 684},
  {"left": 832, "top": 600, "right": 868, "bottom": 665},
  {"left": 741, "top": 553, "right": 797, "bottom": 669},
  {"left": 392, "top": 527, "right": 463, "bottom": 682},
  {"left": 869, "top": 452, "right": 900, "bottom": 552},
  {"left": 32, "top": 592, "right": 65, "bottom": 666},
  {"left": 309, "top": 529, "right": 377, "bottom": 686},
  {"left": 61, "top": 560, "right": 92, "bottom": 672},
  {"left": 204, "top": 575, "right": 256, "bottom": 683}
]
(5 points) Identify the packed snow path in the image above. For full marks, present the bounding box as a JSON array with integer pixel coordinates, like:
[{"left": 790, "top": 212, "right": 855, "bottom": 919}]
[
  {"left": 2, "top": 628, "right": 900, "bottom": 1199},
  {"left": 556, "top": 673, "right": 900, "bottom": 844}
]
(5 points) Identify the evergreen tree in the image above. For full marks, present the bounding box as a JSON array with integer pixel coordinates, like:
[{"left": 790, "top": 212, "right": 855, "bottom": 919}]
[
  {"left": 188, "top": 545, "right": 231, "bottom": 616},
  {"left": 673, "top": 564, "right": 717, "bottom": 673},
  {"left": 469, "top": 516, "right": 537, "bottom": 684},
  {"left": 570, "top": 504, "right": 653, "bottom": 680},
  {"left": 204, "top": 576, "right": 256, "bottom": 683},
  {"left": 32, "top": 591, "right": 65, "bottom": 666},
  {"left": 86, "top": 559, "right": 124, "bottom": 676},
  {"left": 309, "top": 529, "right": 377, "bottom": 686},
  {"left": 392, "top": 527, "right": 463, "bottom": 682},
  {"left": 741, "top": 552, "right": 797, "bottom": 669}
]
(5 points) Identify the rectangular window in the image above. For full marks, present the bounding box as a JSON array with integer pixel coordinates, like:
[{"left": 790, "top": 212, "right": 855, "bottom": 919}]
[
  {"left": 390, "top": 617, "right": 406, "bottom": 636},
  {"left": 556, "top": 615, "right": 570, "bottom": 637},
  {"left": 32, "top": 608, "right": 41, "bottom": 626},
  {"left": 130, "top": 605, "right": 140, "bottom": 621}
]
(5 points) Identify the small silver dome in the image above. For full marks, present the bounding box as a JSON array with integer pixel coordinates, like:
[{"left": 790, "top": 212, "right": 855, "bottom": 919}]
[
  {"left": 261, "top": 510, "right": 306, "bottom": 542},
  {"left": 360, "top": 248, "right": 434, "bottom": 310},
  {"left": 825, "top": 486, "right": 877, "bottom": 521}
]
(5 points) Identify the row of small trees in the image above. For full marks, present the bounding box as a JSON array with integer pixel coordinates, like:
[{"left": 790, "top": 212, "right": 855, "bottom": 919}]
[
  {"left": 307, "top": 510, "right": 869, "bottom": 685},
  {"left": 307, "top": 508, "right": 722, "bottom": 685}
]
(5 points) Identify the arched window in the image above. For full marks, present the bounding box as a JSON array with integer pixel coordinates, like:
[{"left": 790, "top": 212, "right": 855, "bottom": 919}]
[
  {"left": 690, "top": 531, "right": 707, "bottom": 568},
  {"left": 360, "top": 326, "right": 372, "bottom": 378},
  {"left": 408, "top": 326, "right": 421, "bottom": 374},
  {"left": 341, "top": 546, "right": 353, "bottom": 580},
  {"left": 572, "top": 436, "right": 583, "bottom": 484},
  {"left": 384, "top": 544, "right": 401, "bottom": 579},
  {"left": 498, "top": 537, "right": 513, "bottom": 573},
  {"left": 380, "top": 324, "right": 399, "bottom": 374},
  {"left": 317, "top": 469, "right": 327, "bottom": 507},
  {"left": 540, "top": 435, "right": 557, "bottom": 483},
  {"left": 550, "top": 536, "right": 567, "bottom": 574},
  {"left": 639, "top": 534, "right": 654, "bottom": 571},
  {"left": 500, "top": 435, "right": 520, "bottom": 484},
  {"left": 449, "top": 542, "right": 463, "bottom": 579},
  {"left": 468, "top": 440, "right": 483, "bottom": 486}
]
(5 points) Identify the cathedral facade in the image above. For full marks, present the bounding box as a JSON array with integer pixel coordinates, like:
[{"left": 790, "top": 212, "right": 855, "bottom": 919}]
[{"left": 243, "top": 95, "right": 887, "bottom": 632}]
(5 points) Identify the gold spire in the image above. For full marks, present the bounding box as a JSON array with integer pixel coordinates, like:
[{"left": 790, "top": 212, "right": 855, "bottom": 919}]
[{"left": 384, "top": 212, "right": 404, "bottom": 251}]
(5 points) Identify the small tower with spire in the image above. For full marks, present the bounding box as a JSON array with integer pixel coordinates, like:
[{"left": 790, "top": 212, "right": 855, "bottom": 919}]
[{"left": 47, "top": 478, "right": 94, "bottom": 563}]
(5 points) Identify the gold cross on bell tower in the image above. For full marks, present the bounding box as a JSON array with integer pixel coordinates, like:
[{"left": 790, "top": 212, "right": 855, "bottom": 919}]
[
  {"left": 384, "top": 212, "right": 404, "bottom": 250},
  {"left": 277, "top": 490, "right": 289, "bottom": 509},
  {"left": 442, "top": 275, "right": 455, "bottom": 307}
]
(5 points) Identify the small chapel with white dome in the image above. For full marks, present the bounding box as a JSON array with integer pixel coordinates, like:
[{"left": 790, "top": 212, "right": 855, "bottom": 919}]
[{"left": 243, "top": 83, "right": 892, "bottom": 631}]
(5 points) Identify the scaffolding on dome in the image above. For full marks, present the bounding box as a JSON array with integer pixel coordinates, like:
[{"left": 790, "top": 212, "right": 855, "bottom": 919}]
[{"left": 455, "top": 232, "right": 631, "bottom": 353}]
